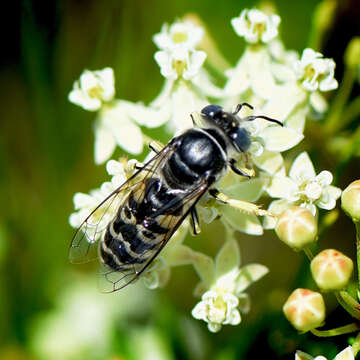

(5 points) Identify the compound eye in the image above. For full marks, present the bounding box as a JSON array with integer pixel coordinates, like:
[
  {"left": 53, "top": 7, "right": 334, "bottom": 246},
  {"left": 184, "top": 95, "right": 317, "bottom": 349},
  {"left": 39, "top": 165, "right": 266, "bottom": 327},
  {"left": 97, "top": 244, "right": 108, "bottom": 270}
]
[
  {"left": 231, "top": 128, "right": 251, "bottom": 152},
  {"left": 201, "top": 104, "right": 223, "bottom": 119}
]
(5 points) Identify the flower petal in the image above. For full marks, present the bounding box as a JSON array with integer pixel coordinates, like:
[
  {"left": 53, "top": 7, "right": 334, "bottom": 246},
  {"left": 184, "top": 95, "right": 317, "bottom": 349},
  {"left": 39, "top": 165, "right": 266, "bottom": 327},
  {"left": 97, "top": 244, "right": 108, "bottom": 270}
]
[
  {"left": 215, "top": 239, "right": 241, "bottom": 280},
  {"left": 260, "top": 126, "right": 304, "bottom": 152},
  {"left": 266, "top": 175, "right": 298, "bottom": 199},
  {"left": 104, "top": 113, "right": 143, "bottom": 155},
  {"left": 248, "top": 47, "right": 276, "bottom": 99},
  {"left": 165, "top": 245, "right": 194, "bottom": 266},
  {"left": 221, "top": 208, "right": 263, "bottom": 235},
  {"left": 224, "top": 55, "right": 251, "bottom": 96},
  {"left": 263, "top": 83, "right": 307, "bottom": 122},
  {"left": 224, "top": 178, "right": 264, "bottom": 202},
  {"left": 335, "top": 346, "right": 354, "bottom": 360},
  {"left": 235, "top": 264, "right": 269, "bottom": 295},
  {"left": 94, "top": 125, "right": 116, "bottom": 164},
  {"left": 235, "top": 264, "right": 269, "bottom": 293},
  {"left": 191, "top": 251, "right": 215, "bottom": 288},
  {"left": 263, "top": 199, "right": 290, "bottom": 229},
  {"left": 253, "top": 151, "right": 284, "bottom": 174},
  {"left": 289, "top": 152, "right": 316, "bottom": 180},
  {"left": 315, "top": 170, "right": 333, "bottom": 186}
]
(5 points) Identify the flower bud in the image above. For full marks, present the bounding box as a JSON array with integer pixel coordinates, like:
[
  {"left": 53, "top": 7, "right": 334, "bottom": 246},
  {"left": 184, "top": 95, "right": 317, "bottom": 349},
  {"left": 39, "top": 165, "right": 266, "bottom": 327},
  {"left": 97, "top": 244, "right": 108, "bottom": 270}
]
[
  {"left": 283, "top": 288, "right": 325, "bottom": 332},
  {"left": 344, "top": 37, "right": 360, "bottom": 69},
  {"left": 275, "top": 206, "right": 318, "bottom": 250},
  {"left": 311, "top": 249, "right": 353, "bottom": 290},
  {"left": 341, "top": 180, "right": 360, "bottom": 222},
  {"left": 313, "top": 0, "right": 336, "bottom": 32}
]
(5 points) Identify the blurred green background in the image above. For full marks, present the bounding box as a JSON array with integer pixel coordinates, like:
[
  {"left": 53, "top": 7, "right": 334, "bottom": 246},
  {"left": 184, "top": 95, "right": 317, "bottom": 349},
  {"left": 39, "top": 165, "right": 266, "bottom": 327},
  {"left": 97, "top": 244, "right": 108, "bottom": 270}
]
[{"left": 1, "top": 0, "right": 360, "bottom": 359}]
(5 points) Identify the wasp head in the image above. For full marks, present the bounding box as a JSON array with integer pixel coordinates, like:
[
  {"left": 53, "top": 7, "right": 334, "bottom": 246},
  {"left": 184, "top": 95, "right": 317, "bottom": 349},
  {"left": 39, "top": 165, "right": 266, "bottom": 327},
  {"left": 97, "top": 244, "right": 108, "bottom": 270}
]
[{"left": 200, "top": 104, "right": 251, "bottom": 153}]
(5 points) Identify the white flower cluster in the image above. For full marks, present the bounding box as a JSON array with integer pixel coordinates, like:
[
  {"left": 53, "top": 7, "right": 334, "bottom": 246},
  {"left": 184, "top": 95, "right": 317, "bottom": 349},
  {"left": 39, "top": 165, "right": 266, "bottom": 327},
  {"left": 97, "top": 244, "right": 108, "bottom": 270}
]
[
  {"left": 191, "top": 236, "right": 268, "bottom": 332},
  {"left": 69, "top": 8, "right": 341, "bottom": 333}
]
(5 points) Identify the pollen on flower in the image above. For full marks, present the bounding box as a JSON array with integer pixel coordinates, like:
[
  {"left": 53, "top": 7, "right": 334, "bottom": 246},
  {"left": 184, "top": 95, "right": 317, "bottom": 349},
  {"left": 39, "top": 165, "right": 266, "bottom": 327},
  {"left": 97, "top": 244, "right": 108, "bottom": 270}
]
[
  {"left": 191, "top": 290, "right": 241, "bottom": 333},
  {"left": 68, "top": 68, "right": 115, "bottom": 111},
  {"left": 293, "top": 49, "right": 338, "bottom": 92},
  {"left": 231, "top": 9, "right": 280, "bottom": 44},
  {"left": 153, "top": 21, "right": 204, "bottom": 51}
]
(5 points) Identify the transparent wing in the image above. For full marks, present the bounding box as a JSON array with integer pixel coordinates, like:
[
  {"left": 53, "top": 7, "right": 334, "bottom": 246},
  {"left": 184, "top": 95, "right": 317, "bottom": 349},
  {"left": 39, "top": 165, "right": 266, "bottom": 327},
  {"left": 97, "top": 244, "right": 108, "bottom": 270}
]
[
  {"left": 98, "top": 177, "right": 210, "bottom": 293},
  {"left": 69, "top": 147, "right": 173, "bottom": 264}
]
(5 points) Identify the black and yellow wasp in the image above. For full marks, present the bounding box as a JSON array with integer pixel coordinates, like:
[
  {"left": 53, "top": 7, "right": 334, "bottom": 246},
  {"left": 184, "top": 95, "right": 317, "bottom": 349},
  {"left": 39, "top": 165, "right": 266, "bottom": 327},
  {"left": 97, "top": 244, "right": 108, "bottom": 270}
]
[{"left": 70, "top": 103, "right": 282, "bottom": 292}]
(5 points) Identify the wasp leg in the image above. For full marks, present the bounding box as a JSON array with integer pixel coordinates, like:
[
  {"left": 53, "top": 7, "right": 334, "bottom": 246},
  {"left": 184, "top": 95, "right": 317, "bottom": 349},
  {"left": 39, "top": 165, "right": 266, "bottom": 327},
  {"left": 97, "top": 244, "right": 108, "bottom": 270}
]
[
  {"left": 189, "top": 206, "right": 201, "bottom": 235},
  {"left": 229, "top": 159, "right": 254, "bottom": 178},
  {"left": 149, "top": 140, "right": 164, "bottom": 154},
  {"left": 209, "top": 189, "right": 272, "bottom": 217}
]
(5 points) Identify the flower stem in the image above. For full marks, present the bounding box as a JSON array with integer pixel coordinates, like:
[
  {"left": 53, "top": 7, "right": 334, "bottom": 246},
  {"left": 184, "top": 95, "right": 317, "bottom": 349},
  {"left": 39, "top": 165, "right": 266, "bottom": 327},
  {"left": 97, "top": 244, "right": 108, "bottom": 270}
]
[
  {"left": 356, "top": 222, "right": 360, "bottom": 291},
  {"left": 303, "top": 247, "right": 314, "bottom": 261},
  {"left": 342, "top": 96, "right": 360, "bottom": 129},
  {"left": 325, "top": 66, "right": 356, "bottom": 134},
  {"left": 352, "top": 332, "right": 360, "bottom": 356},
  {"left": 335, "top": 291, "right": 360, "bottom": 320},
  {"left": 311, "top": 322, "right": 360, "bottom": 337}
]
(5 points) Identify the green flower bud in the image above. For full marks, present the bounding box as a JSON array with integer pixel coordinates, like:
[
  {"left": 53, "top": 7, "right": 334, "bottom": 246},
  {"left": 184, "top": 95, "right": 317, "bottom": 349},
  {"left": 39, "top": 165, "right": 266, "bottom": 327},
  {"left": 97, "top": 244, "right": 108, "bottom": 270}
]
[
  {"left": 311, "top": 249, "right": 353, "bottom": 290},
  {"left": 275, "top": 206, "right": 318, "bottom": 250},
  {"left": 283, "top": 288, "right": 325, "bottom": 332},
  {"left": 344, "top": 37, "right": 360, "bottom": 69},
  {"left": 341, "top": 180, "right": 360, "bottom": 222},
  {"left": 313, "top": 0, "right": 336, "bottom": 33}
]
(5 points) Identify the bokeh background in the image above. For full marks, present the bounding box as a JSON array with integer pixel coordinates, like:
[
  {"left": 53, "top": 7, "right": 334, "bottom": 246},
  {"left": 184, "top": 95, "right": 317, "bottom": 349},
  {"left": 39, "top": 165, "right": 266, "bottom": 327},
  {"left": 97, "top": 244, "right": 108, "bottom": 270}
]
[{"left": 2, "top": 0, "right": 360, "bottom": 359}]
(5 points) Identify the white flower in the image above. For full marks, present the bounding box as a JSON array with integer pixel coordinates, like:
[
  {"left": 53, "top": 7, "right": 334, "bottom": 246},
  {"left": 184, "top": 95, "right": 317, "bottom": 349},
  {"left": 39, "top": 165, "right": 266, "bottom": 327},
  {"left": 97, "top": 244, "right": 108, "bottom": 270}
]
[
  {"left": 191, "top": 237, "right": 268, "bottom": 332},
  {"left": 264, "top": 152, "right": 342, "bottom": 228},
  {"left": 293, "top": 48, "right": 338, "bottom": 92},
  {"left": 241, "top": 114, "right": 304, "bottom": 160},
  {"left": 131, "top": 20, "right": 223, "bottom": 134},
  {"left": 225, "top": 46, "right": 277, "bottom": 99},
  {"left": 153, "top": 21, "right": 204, "bottom": 51},
  {"left": 192, "top": 290, "right": 241, "bottom": 332},
  {"left": 154, "top": 48, "right": 206, "bottom": 80},
  {"left": 69, "top": 68, "right": 115, "bottom": 111},
  {"left": 94, "top": 101, "right": 144, "bottom": 163},
  {"left": 295, "top": 346, "right": 354, "bottom": 360},
  {"left": 69, "top": 159, "right": 133, "bottom": 240},
  {"left": 231, "top": 9, "right": 280, "bottom": 44}
]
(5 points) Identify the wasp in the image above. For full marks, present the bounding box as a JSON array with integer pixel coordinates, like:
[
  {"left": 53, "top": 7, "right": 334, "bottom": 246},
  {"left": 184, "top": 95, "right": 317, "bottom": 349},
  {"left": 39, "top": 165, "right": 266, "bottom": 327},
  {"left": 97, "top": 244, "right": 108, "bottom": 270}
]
[{"left": 70, "top": 103, "right": 282, "bottom": 292}]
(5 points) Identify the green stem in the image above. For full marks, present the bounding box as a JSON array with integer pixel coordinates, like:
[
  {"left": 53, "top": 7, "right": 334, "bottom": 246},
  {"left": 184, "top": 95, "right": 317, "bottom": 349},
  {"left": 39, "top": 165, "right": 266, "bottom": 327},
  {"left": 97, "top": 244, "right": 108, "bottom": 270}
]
[
  {"left": 311, "top": 322, "right": 360, "bottom": 337},
  {"left": 303, "top": 247, "right": 314, "bottom": 261},
  {"left": 342, "top": 96, "right": 360, "bottom": 128},
  {"left": 335, "top": 291, "right": 360, "bottom": 320},
  {"left": 356, "top": 222, "right": 360, "bottom": 291},
  {"left": 325, "top": 66, "right": 356, "bottom": 135},
  {"left": 352, "top": 332, "right": 360, "bottom": 357},
  {"left": 335, "top": 127, "right": 360, "bottom": 180}
]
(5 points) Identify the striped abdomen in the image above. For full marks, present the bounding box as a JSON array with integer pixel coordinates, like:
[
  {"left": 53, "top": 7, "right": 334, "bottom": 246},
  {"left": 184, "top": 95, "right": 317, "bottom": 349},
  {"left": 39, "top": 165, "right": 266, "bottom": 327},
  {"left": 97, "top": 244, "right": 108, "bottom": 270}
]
[{"left": 99, "top": 177, "right": 184, "bottom": 271}]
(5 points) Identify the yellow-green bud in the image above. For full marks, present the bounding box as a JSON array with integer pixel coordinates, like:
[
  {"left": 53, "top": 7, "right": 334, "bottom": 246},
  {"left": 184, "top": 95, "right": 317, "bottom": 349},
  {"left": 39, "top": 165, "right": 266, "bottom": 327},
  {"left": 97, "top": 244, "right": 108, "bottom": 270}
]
[
  {"left": 344, "top": 37, "right": 360, "bottom": 69},
  {"left": 313, "top": 0, "right": 336, "bottom": 32},
  {"left": 275, "top": 206, "right": 318, "bottom": 250},
  {"left": 311, "top": 249, "right": 353, "bottom": 290},
  {"left": 283, "top": 288, "right": 325, "bottom": 332},
  {"left": 341, "top": 180, "right": 360, "bottom": 222}
]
